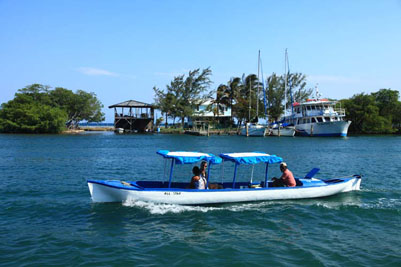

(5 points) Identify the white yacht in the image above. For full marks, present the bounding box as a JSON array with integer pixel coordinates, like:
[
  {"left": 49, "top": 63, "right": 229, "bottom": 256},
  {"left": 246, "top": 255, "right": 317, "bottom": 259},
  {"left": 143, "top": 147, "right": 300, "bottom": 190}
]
[{"left": 283, "top": 98, "right": 351, "bottom": 137}]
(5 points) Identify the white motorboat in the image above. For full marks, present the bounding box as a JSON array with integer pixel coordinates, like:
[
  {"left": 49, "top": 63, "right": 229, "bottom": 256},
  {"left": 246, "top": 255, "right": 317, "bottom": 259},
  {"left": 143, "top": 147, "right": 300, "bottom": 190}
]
[
  {"left": 114, "top": 128, "right": 124, "bottom": 133},
  {"left": 87, "top": 150, "right": 361, "bottom": 205},
  {"left": 270, "top": 127, "right": 295, "bottom": 137},
  {"left": 270, "top": 123, "right": 296, "bottom": 137},
  {"left": 240, "top": 123, "right": 266, "bottom": 136}
]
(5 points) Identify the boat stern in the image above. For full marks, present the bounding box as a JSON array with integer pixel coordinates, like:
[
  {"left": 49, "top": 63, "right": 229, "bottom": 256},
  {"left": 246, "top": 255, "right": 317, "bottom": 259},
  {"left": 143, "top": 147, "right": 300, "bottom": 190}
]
[{"left": 341, "top": 175, "right": 362, "bottom": 192}]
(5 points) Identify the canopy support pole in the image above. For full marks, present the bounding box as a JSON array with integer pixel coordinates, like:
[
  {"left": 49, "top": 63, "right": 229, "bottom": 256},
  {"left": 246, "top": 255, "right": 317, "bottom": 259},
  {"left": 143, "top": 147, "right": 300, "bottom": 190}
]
[
  {"left": 168, "top": 159, "right": 174, "bottom": 188},
  {"left": 220, "top": 160, "right": 224, "bottom": 184},
  {"left": 206, "top": 162, "right": 212, "bottom": 189},
  {"left": 250, "top": 165, "right": 255, "bottom": 183},
  {"left": 264, "top": 163, "right": 269, "bottom": 188},
  {"left": 232, "top": 163, "right": 238, "bottom": 188},
  {"left": 163, "top": 158, "right": 167, "bottom": 183}
]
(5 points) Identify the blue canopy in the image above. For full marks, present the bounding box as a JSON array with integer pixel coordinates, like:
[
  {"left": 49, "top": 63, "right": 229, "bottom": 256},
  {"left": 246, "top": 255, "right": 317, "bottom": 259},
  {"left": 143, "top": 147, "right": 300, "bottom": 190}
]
[
  {"left": 157, "top": 150, "right": 222, "bottom": 165},
  {"left": 219, "top": 152, "right": 283, "bottom": 165}
]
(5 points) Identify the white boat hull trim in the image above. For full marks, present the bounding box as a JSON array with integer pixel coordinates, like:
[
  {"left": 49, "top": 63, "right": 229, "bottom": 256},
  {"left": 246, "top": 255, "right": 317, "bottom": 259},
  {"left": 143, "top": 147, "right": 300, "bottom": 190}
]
[
  {"left": 88, "top": 176, "right": 361, "bottom": 205},
  {"left": 240, "top": 125, "right": 266, "bottom": 136},
  {"left": 296, "top": 120, "right": 351, "bottom": 137},
  {"left": 270, "top": 126, "right": 296, "bottom": 137}
]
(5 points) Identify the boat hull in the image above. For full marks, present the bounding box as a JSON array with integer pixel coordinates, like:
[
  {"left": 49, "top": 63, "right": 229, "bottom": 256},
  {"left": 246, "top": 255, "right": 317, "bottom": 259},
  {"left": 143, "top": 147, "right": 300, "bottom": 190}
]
[
  {"left": 295, "top": 120, "right": 351, "bottom": 137},
  {"left": 270, "top": 127, "right": 296, "bottom": 137},
  {"left": 240, "top": 125, "right": 266, "bottom": 136},
  {"left": 88, "top": 176, "right": 361, "bottom": 205}
]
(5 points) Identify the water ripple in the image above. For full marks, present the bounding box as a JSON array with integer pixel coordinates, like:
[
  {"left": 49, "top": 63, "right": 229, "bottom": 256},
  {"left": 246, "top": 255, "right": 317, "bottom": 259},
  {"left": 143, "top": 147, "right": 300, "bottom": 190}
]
[{"left": 1, "top": 134, "right": 401, "bottom": 266}]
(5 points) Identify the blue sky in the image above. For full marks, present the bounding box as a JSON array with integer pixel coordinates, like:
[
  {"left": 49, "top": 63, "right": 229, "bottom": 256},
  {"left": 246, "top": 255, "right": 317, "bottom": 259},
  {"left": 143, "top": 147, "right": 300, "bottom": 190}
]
[{"left": 1, "top": 0, "right": 400, "bottom": 122}]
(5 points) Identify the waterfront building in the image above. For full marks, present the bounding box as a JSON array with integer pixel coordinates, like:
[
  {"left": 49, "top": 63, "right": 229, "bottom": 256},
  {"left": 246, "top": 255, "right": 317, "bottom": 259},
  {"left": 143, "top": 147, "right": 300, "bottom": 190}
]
[
  {"left": 188, "top": 98, "right": 232, "bottom": 129},
  {"left": 109, "top": 100, "right": 154, "bottom": 132}
]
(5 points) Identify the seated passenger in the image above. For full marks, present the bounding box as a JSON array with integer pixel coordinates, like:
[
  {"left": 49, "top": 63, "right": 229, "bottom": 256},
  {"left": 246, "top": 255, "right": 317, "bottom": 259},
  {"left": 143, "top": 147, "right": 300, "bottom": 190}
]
[
  {"left": 200, "top": 161, "right": 208, "bottom": 181},
  {"left": 271, "top": 162, "right": 296, "bottom": 187},
  {"left": 199, "top": 161, "right": 223, "bottom": 189},
  {"left": 190, "top": 166, "right": 207, "bottom": 189}
]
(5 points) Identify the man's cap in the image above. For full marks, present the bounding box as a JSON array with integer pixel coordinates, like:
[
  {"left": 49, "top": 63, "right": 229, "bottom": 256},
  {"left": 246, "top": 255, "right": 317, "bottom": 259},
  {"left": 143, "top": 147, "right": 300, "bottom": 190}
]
[{"left": 280, "top": 162, "right": 287, "bottom": 167}]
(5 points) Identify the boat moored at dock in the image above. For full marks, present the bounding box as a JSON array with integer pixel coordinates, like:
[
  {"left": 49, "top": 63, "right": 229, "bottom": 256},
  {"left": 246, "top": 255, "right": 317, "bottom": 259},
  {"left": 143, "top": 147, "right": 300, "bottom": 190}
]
[
  {"left": 240, "top": 123, "right": 266, "bottom": 136},
  {"left": 283, "top": 98, "right": 351, "bottom": 137},
  {"left": 269, "top": 123, "right": 296, "bottom": 137}
]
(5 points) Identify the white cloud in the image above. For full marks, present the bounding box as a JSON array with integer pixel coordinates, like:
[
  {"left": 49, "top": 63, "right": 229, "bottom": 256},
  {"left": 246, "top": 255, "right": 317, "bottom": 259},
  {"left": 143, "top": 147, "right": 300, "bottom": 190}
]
[
  {"left": 154, "top": 69, "right": 191, "bottom": 78},
  {"left": 77, "top": 67, "right": 119, "bottom": 77}
]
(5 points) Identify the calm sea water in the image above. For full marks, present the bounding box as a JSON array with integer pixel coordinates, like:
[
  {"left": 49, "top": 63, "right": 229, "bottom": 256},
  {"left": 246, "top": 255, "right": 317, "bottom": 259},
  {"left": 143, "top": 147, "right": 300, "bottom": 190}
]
[{"left": 0, "top": 133, "right": 400, "bottom": 266}]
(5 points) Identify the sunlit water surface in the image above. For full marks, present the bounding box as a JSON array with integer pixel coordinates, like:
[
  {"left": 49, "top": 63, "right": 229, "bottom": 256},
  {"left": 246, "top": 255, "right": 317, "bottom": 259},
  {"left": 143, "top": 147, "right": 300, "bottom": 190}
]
[{"left": 0, "top": 133, "right": 400, "bottom": 266}]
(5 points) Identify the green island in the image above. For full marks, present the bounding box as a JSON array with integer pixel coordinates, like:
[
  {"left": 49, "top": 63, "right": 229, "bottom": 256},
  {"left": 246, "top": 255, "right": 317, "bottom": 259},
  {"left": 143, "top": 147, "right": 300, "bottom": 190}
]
[
  {"left": 1, "top": 69, "right": 400, "bottom": 134},
  {"left": 0, "top": 84, "right": 104, "bottom": 133}
]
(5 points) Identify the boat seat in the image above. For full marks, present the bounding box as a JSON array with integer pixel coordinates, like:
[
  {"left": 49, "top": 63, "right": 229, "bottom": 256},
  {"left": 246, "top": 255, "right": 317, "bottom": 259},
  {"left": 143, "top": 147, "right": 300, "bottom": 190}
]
[
  {"left": 304, "top": 168, "right": 320, "bottom": 179},
  {"left": 295, "top": 178, "right": 303, "bottom": 186}
]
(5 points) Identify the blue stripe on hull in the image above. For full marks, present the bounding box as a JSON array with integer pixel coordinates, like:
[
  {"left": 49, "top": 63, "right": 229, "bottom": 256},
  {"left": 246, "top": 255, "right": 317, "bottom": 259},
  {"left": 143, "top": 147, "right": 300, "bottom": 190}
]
[
  {"left": 296, "top": 132, "right": 347, "bottom": 137},
  {"left": 314, "top": 133, "right": 347, "bottom": 137}
]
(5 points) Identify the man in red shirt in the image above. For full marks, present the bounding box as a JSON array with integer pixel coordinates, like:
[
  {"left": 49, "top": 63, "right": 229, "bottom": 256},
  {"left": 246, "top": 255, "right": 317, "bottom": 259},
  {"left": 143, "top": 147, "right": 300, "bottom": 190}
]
[{"left": 272, "top": 162, "right": 296, "bottom": 187}]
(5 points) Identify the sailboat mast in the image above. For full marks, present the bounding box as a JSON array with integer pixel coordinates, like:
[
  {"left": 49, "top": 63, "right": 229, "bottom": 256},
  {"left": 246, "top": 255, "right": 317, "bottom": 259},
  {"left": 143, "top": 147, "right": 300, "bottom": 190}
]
[
  {"left": 284, "top": 49, "right": 288, "bottom": 116},
  {"left": 261, "top": 55, "right": 267, "bottom": 119},
  {"left": 286, "top": 50, "right": 294, "bottom": 115},
  {"left": 248, "top": 77, "right": 251, "bottom": 122},
  {"left": 256, "top": 50, "right": 260, "bottom": 121}
]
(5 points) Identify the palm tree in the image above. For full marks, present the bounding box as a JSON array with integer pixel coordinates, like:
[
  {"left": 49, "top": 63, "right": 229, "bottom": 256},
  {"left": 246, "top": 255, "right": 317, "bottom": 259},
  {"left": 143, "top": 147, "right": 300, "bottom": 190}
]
[
  {"left": 227, "top": 77, "right": 242, "bottom": 123},
  {"left": 215, "top": 84, "right": 230, "bottom": 116},
  {"left": 242, "top": 74, "right": 259, "bottom": 122},
  {"left": 229, "top": 74, "right": 260, "bottom": 127},
  {"left": 207, "top": 84, "right": 230, "bottom": 127}
]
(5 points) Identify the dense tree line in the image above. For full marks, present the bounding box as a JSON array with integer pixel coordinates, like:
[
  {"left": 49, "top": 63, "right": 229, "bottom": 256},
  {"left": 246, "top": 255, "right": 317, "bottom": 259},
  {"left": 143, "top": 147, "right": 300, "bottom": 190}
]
[
  {"left": 154, "top": 68, "right": 312, "bottom": 128},
  {"left": 153, "top": 68, "right": 212, "bottom": 127},
  {"left": 341, "top": 89, "right": 401, "bottom": 134},
  {"left": 154, "top": 68, "right": 401, "bottom": 134},
  {"left": 212, "top": 72, "right": 312, "bottom": 126},
  {"left": 0, "top": 84, "right": 104, "bottom": 133}
]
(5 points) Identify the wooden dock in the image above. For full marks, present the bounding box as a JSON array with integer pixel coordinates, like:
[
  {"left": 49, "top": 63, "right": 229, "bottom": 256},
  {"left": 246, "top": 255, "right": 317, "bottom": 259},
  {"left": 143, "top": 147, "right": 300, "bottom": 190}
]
[{"left": 185, "top": 129, "right": 238, "bottom": 136}]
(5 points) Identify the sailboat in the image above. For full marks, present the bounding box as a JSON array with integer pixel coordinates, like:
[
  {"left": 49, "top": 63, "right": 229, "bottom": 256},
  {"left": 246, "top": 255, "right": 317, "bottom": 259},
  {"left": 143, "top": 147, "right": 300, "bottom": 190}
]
[
  {"left": 240, "top": 50, "right": 266, "bottom": 137},
  {"left": 270, "top": 49, "right": 296, "bottom": 137}
]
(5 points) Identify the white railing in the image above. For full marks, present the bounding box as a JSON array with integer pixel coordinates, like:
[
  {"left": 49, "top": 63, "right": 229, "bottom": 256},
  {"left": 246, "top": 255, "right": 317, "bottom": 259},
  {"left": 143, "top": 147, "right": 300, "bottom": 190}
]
[
  {"left": 114, "top": 113, "right": 152, "bottom": 119},
  {"left": 334, "top": 108, "right": 346, "bottom": 116},
  {"left": 304, "top": 108, "right": 346, "bottom": 117}
]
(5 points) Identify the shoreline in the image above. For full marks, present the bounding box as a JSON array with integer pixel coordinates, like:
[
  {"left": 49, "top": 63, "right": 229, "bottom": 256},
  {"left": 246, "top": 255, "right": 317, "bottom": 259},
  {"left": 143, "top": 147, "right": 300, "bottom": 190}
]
[
  {"left": 61, "top": 127, "right": 400, "bottom": 136},
  {"left": 3, "top": 126, "right": 400, "bottom": 136}
]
